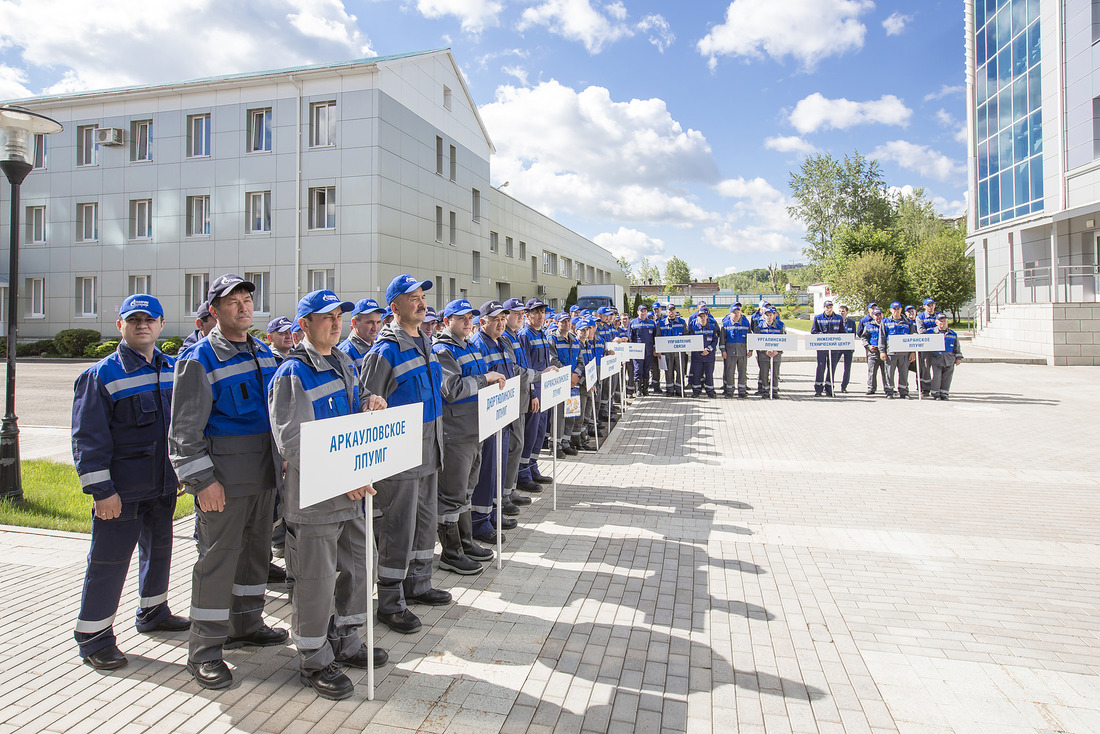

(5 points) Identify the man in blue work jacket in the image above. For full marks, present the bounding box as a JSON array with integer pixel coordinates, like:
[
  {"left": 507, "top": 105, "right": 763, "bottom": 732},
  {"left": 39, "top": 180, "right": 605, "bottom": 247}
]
[
  {"left": 836, "top": 305, "right": 857, "bottom": 393},
  {"left": 628, "top": 305, "right": 658, "bottom": 396},
  {"left": 862, "top": 308, "right": 888, "bottom": 395},
  {"left": 661, "top": 304, "right": 688, "bottom": 395},
  {"left": 267, "top": 290, "right": 389, "bottom": 700},
  {"left": 915, "top": 298, "right": 938, "bottom": 396},
  {"left": 810, "top": 300, "right": 847, "bottom": 397},
  {"left": 72, "top": 294, "right": 189, "bottom": 671},
  {"left": 360, "top": 275, "right": 449, "bottom": 635},
  {"left": 549, "top": 311, "right": 580, "bottom": 455},
  {"left": 883, "top": 302, "right": 916, "bottom": 398},
  {"left": 927, "top": 313, "right": 964, "bottom": 399},
  {"left": 337, "top": 297, "right": 384, "bottom": 370},
  {"left": 720, "top": 303, "right": 751, "bottom": 398},
  {"left": 170, "top": 274, "right": 287, "bottom": 690},
  {"left": 518, "top": 298, "right": 559, "bottom": 491},
  {"left": 180, "top": 300, "right": 215, "bottom": 351},
  {"left": 688, "top": 306, "right": 720, "bottom": 398},
  {"left": 648, "top": 303, "right": 665, "bottom": 393}
]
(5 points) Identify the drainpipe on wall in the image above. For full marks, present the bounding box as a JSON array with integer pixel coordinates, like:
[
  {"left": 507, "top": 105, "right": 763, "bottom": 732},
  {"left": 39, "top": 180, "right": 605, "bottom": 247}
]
[{"left": 290, "top": 74, "right": 303, "bottom": 301}]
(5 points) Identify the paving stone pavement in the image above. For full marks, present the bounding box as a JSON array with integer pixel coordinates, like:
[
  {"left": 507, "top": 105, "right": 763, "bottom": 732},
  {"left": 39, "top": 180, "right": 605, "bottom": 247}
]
[{"left": 1, "top": 360, "right": 1099, "bottom": 733}]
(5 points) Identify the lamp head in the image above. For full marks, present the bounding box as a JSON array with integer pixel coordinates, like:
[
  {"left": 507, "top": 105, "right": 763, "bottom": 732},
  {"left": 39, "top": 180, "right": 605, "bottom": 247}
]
[{"left": 0, "top": 106, "right": 62, "bottom": 183}]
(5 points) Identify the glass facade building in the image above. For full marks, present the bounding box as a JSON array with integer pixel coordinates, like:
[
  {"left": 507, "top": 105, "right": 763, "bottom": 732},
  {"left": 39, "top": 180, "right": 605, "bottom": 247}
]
[{"left": 975, "top": 0, "right": 1043, "bottom": 228}]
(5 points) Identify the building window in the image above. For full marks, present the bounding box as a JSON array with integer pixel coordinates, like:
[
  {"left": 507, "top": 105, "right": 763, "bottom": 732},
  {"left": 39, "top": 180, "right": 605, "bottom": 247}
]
[
  {"left": 128, "top": 275, "right": 151, "bottom": 295},
  {"left": 561, "top": 257, "right": 571, "bottom": 279},
  {"left": 130, "top": 199, "right": 153, "bottom": 239},
  {"left": 531, "top": 256, "right": 538, "bottom": 282},
  {"left": 33, "top": 134, "right": 46, "bottom": 169},
  {"left": 435, "top": 276, "right": 444, "bottom": 310},
  {"left": 309, "top": 186, "right": 336, "bottom": 230},
  {"left": 310, "top": 101, "right": 336, "bottom": 147},
  {"left": 575, "top": 261, "right": 584, "bottom": 281},
  {"left": 309, "top": 268, "right": 335, "bottom": 291},
  {"left": 519, "top": 241, "right": 527, "bottom": 261},
  {"left": 443, "top": 85, "right": 452, "bottom": 110},
  {"left": 244, "top": 271, "right": 270, "bottom": 313},
  {"left": 27, "top": 278, "right": 45, "bottom": 318},
  {"left": 505, "top": 237, "right": 514, "bottom": 258},
  {"left": 187, "top": 114, "right": 211, "bottom": 157},
  {"left": 77, "top": 125, "right": 97, "bottom": 166},
  {"left": 248, "top": 108, "right": 272, "bottom": 152},
  {"left": 587, "top": 265, "right": 595, "bottom": 283},
  {"left": 130, "top": 119, "right": 152, "bottom": 162},
  {"left": 185, "top": 273, "right": 210, "bottom": 314},
  {"left": 75, "top": 276, "right": 97, "bottom": 317},
  {"left": 473, "top": 189, "right": 481, "bottom": 221},
  {"left": 489, "top": 231, "right": 498, "bottom": 253},
  {"left": 543, "top": 251, "right": 557, "bottom": 275},
  {"left": 436, "top": 137, "right": 444, "bottom": 175},
  {"left": 449, "top": 211, "right": 456, "bottom": 245},
  {"left": 449, "top": 277, "right": 456, "bottom": 302},
  {"left": 77, "top": 203, "right": 98, "bottom": 242},
  {"left": 246, "top": 191, "right": 271, "bottom": 233},
  {"left": 449, "top": 145, "right": 457, "bottom": 181},
  {"left": 187, "top": 195, "right": 211, "bottom": 236},
  {"left": 436, "top": 206, "right": 444, "bottom": 242},
  {"left": 26, "top": 206, "right": 45, "bottom": 245},
  {"left": 472, "top": 251, "right": 481, "bottom": 282}
]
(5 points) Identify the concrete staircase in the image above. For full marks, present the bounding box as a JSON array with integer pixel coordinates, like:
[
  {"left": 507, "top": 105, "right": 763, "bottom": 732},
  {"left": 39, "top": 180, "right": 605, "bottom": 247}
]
[{"left": 972, "top": 302, "right": 1100, "bottom": 365}]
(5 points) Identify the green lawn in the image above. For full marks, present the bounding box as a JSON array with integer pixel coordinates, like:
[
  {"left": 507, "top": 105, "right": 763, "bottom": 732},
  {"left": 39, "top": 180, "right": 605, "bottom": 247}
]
[
  {"left": 0, "top": 460, "right": 194, "bottom": 533},
  {"left": 784, "top": 318, "right": 813, "bottom": 331}
]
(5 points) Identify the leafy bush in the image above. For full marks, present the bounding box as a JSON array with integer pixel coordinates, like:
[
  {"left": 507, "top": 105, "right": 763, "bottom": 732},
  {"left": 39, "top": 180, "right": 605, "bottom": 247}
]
[
  {"left": 16, "top": 340, "right": 54, "bottom": 357},
  {"left": 84, "top": 340, "right": 120, "bottom": 358},
  {"left": 160, "top": 336, "right": 183, "bottom": 356},
  {"left": 53, "top": 329, "right": 101, "bottom": 358}
]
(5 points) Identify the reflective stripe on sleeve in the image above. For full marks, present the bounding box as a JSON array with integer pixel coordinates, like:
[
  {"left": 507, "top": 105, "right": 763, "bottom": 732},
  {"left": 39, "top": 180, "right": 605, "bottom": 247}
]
[
  {"left": 392, "top": 355, "right": 427, "bottom": 378},
  {"left": 79, "top": 469, "right": 112, "bottom": 488},
  {"left": 231, "top": 583, "right": 266, "bottom": 597},
  {"left": 206, "top": 360, "right": 257, "bottom": 385},
  {"left": 175, "top": 454, "right": 214, "bottom": 480},
  {"left": 103, "top": 372, "right": 158, "bottom": 396},
  {"left": 189, "top": 606, "right": 230, "bottom": 622},
  {"left": 293, "top": 633, "right": 329, "bottom": 650},
  {"left": 139, "top": 592, "right": 168, "bottom": 608},
  {"left": 74, "top": 614, "right": 116, "bottom": 634},
  {"left": 304, "top": 379, "right": 345, "bottom": 403}
]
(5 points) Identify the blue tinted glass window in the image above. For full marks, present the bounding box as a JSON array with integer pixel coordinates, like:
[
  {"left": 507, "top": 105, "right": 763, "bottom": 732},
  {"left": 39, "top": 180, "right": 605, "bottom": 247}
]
[
  {"left": 1013, "top": 77, "right": 1027, "bottom": 121},
  {"left": 989, "top": 176, "right": 1000, "bottom": 215},
  {"left": 1013, "top": 119, "right": 1028, "bottom": 160},
  {"left": 1000, "top": 127, "right": 1013, "bottom": 170},
  {"left": 987, "top": 19, "right": 998, "bottom": 60},
  {"left": 1012, "top": 33, "right": 1027, "bottom": 75},
  {"left": 977, "top": 2, "right": 986, "bottom": 29},
  {"left": 1028, "top": 65, "right": 1040, "bottom": 109},
  {"left": 1011, "top": 0, "right": 1026, "bottom": 37},
  {"left": 1000, "top": 169, "right": 1014, "bottom": 211},
  {"left": 989, "top": 129, "right": 1000, "bottom": 175},
  {"left": 1029, "top": 110, "right": 1042, "bottom": 155},
  {"left": 977, "top": 65, "right": 988, "bottom": 104},
  {"left": 998, "top": 7, "right": 1012, "bottom": 48},
  {"left": 998, "top": 46, "right": 1012, "bottom": 88},
  {"left": 1014, "top": 161, "right": 1030, "bottom": 203},
  {"left": 1030, "top": 155, "right": 1043, "bottom": 204},
  {"left": 1027, "top": 21, "right": 1040, "bottom": 67},
  {"left": 979, "top": 182, "right": 990, "bottom": 218},
  {"left": 977, "top": 102, "right": 987, "bottom": 140},
  {"left": 998, "top": 87, "right": 1013, "bottom": 130},
  {"left": 987, "top": 94, "right": 998, "bottom": 137},
  {"left": 979, "top": 141, "right": 989, "bottom": 179},
  {"left": 1026, "top": 0, "right": 1039, "bottom": 23},
  {"left": 977, "top": 28, "right": 986, "bottom": 66},
  {"left": 987, "top": 55, "right": 998, "bottom": 88}
]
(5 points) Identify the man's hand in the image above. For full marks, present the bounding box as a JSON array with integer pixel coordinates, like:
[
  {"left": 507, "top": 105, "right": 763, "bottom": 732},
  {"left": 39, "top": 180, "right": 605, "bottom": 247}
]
[
  {"left": 530, "top": 397, "right": 540, "bottom": 413},
  {"left": 487, "top": 372, "right": 507, "bottom": 387},
  {"left": 93, "top": 493, "right": 122, "bottom": 520},
  {"left": 542, "top": 366, "right": 559, "bottom": 373},
  {"left": 197, "top": 482, "right": 226, "bottom": 513},
  {"left": 747, "top": 350, "right": 753, "bottom": 358},
  {"left": 869, "top": 346, "right": 878, "bottom": 352},
  {"left": 346, "top": 484, "right": 376, "bottom": 500},
  {"left": 570, "top": 374, "right": 580, "bottom": 388},
  {"left": 766, "top": 350, "right": 778, "bottom": 358},
  {"left": 909, "top": 353, "right": 917, "bottom": 363},
  {"left": 366, "top": 395, "right": 387, "bottom": 411},
  {"left": 702, "top": 348, "right": 711, "bottom": 356}
]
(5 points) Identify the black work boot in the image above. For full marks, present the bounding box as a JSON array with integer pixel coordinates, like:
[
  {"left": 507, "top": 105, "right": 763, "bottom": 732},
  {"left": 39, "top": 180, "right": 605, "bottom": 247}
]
[
  {"left": 457, "top": 510, "right": 494, "bottom": 562},
  {"left": 437, "top": 523, "right": 483, "bottom": 575}
]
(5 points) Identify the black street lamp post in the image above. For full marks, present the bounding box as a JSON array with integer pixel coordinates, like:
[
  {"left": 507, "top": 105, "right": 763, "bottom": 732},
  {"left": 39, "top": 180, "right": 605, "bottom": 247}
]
[{"left": 0, "top": 106, "right": 62, "bottom": 503}]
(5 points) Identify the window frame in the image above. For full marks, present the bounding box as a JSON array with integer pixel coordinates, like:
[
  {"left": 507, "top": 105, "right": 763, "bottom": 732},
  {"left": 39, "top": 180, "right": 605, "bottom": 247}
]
[
  {"left": 187, "top": 113, "right": 211, "bottom": 158},
  {"left": 308, "top": 268, "right": 335, "bottom": 291},
  {"left": 246, "top": 190, "right": 272, "bottom": 234},
  {"left": 130, "top": 119, "right": 152, "bottom": 162},
  {"left": 26, "top": 205, "right": 45, "bottom": 245},
  {"left": 128, "top": 274, "right": 151, "bottom": 295},
  {"left": 309, "top": 186, "right": 336, "bottom": 230},
  {"left": 185, "top": 273, "right": 210, "bottom": 315},
  {"left": 28, "top": 277, "right": 45, "bottom": 318},
  {"left": 247, "top": 107, "right": 272, "bottom": 153},
  {"left": 130, "top": 198, "right": 153, "bottom": 240},
  {"left": 472, "top": 250, "right": 481, "bottom": 283},
  {"left": 33, "top": 134, "right": 46, "bottom": 169},
  {"left": 77, "top": 202, "right": 98, "bottom": 242},
  {"left": 186, "top": 195, "right": 211, "bottom": 237},
  {"left": 75, "top": 276, "right": 97, "bottom": 318},
  {"left": 310, "top": 101, "right": 337, "bottom": 148},
  {"left": 77, "top": 125, "right": 98, "bottom": 167},
  {"left": 244, "top": 271, "right": 270, "bottom": 313}
]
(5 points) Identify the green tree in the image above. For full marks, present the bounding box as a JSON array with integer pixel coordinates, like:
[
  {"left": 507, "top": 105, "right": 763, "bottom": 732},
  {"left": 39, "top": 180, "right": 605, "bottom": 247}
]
[
  {"left": 617, "top": 256, "right": 636, "bottom": 285},
  {"left": 902, "top": 228, "right": 975, "bottom": 318},
  {"left": 823, "top": 224, "right": 906, "bottom": 289},
  {"left": 664, "top": 256, "right": 691, "bottom": 295},
  {"left": 893, "top": 188, "right": 945, "bottom": 249},
  {"left": 632, "top": 292, "right": 643, "bottom": 313},
  {"left": 565, "top": 281, "right": 579, "bottom": 308},
  {"left": 637, "top": 257, "right": 661, "bottom": 286},
  {"left": 787, "top": 151, "right": 894, "bottom": 265},
  {"left": 831, "top": 250, "right": 902, "bottom": 309}
]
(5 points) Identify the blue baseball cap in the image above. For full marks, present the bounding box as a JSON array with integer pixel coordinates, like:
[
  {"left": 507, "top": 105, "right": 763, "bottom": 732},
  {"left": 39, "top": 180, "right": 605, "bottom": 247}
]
[
  {"left": 524, "top": 297, "right": 547, "bottom": 311},
  {"left": 266, "top": 316, "right": 293, "bottom": 333},
  {"left": 208, "top": 273, "right": 254, "bottom": 301},
  {"left": 295, "top": 290, "right": 354, "bottom": 321},
  {"left": 905, "top": 304, "right": 916, "bottom": 312},
  {"left": 382, "top": 307, "right": 393, "bottom": 319},
  {"left": 385, "top": 274, "right": 432, "bottom": 305},
  {"left": 423, "top": 307, "right": 439, "bottom": 324},
  {"left": 765, "top": 307, "right": 777, "bottom": 314},
  {"left": 596, "top": 306, "right": 612, "bottom": 315},
  {"left": 194, "top": 300, "right": 211, "bottom": 319},
  {"left": 652, "top": 302, "right": 664, "bottom": 309},
  {"left": 935, "top": 312, "right": 948, "bottom": 320},
  {"left": 569, "top": 304, "right": 580, "bottom": 313},
  {"left": 923, "top": 298, "right": 936, "bottom": 306},
  {"left": 479, "top": 300, "right": 506, "bottom": 317},
  {"left": 501, "top": 297, "right": 526, "bottom": 311},
  {"left": 732, "top": 302, "right": 742, "bottom": 309},
  {"left": 579, "top": 318, "right": 598, "bottom": 329},
  {"left": 868, "top": 302, "right": 878, "bottom": 308},
  {"left": 889, "top": 301, "right": 902, "bottom": 309},
  {"left": 119, "top": 294, "right": 163, "bottom": 320},
  {"left": 698, "top": 305, "right": 710, "bottom": 313},
  {"left": 443, "top": 299, "right": 479, "bottom": 318},
  {"left": 349, "top": 298, "right": 383, "bottom": 317},
  {"left": 873, "top": 308, "right": 883, "bottom": 315},
  {"left": 556, "top": 311, "right": 571, "bottom": 322}
]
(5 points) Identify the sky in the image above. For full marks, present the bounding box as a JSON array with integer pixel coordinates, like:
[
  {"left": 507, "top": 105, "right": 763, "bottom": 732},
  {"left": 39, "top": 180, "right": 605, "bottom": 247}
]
[{"left": 0, "top": 0, "right": 967, "bottom": 280}]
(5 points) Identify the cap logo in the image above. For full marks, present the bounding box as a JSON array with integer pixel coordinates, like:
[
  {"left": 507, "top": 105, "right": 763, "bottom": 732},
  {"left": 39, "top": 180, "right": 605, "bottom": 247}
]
[
  {"left": 132, "top": 299, "right": 149, "bottom": 307},
  {"left": 323, "top": 294, "right": 338, "bottom": 302}
]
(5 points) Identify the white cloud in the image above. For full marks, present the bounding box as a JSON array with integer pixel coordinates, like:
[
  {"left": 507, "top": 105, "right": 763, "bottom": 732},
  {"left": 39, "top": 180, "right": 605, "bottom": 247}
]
[
  {"left": 697, "top": 0, "right": 874, "bottom": 71},
  {"left": 502, "top": 66, "right": 529, "bottom": 86},
  {"left": 637, "top": 14, "right": 675, "bottom": 53},
  {"left": 0, "top": 65, "right": 33, "bottom": 99},
  {"left": 764, "top": 135, "right": 818, "bottom": 154},
  {"left": 882, "top": 12, "right": 911, "bottom": 36},
  {"left": 936, "top": 108, "right": 967, "bottom": 143},
  {"left": 702, "top": 224, "right": 801, "bottom": 254},
  {"left": 480, "top": 80, "right": 721, "bottom": 225},
  {"left": 872, "top": 140, "right": 966, "bottom": 182},
  {"left": 717, "top": 177, "right": 783, "bottom": 201},
  {"left": 0, "top": 0, "right": 373, "bottom": 95},
  {"left": 715, "top": 176, "right": 801, "bottom": 233},
  {"left": 416, "top": 0, "right": 503, "bottom": 33},
  {"left": 593, "top": 227, "right": 666, "bottom": 269},
  {"left": 923, "top": 84, "right": 963, "bottom": 102},
  {"left": 889, "top": 184, "right": 968, "bottom": 219},
  {"left": 518, "top": 0, "right": 635, "bottom": 53},
  {"left": 789, "top": 92, "right": 912, "bottom": 134}
]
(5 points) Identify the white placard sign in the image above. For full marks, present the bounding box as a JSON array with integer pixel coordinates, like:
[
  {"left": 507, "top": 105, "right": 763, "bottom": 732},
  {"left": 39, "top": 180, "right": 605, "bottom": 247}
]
[
  {"left": 656, "top": 335, "right": 704, "bottom": 353},
  {"left": 565, "top": 392, "right": 581, "bottom": 417},
  {"left": 584, "top": 359, "right": 598, "bottom": 390},
  {"left": 748, "top": 333, "right": 799, "bottom": 352},
  {"left": 477, "top": 376, "right": 521, "bottom": 441},
  {"left": 601, "top": 352, "right": 620, "bottom": 381},
  {"left": 613, "top": 342, "right": 647, "bottom": 360},
  {"left": 299, "top": 403, "right": 423, "bottom": 509},
  {"left": 805, "top": 333, "right": 859, "bottom": 351},
  {"left": 889, "top": 333, "right": 945, "bottom": 352},
  {"left": 540, "top": 369, "right": 571, "bottom": 411}
]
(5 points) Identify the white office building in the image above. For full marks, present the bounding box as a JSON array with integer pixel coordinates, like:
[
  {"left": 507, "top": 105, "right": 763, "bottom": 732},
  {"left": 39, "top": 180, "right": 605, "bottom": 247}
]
[
  {"left": 966, "top": 0, "right": 1100, "bottom": 364},
  {"left": 1, "top": 49, "right": 625, "bottom": 338}
]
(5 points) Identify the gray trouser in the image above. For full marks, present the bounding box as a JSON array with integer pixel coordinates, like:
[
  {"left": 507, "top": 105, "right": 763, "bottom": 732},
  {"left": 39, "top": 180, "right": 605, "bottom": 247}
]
[
  {"left": 189, "top": 490, "right": 275, "bottom": 662},
  {"left": 597, "top": 378, "right": 611, "bottom": 419},
  {"left": 886, "top": 353, "right": 911, "bottom": 396},
  {"left": 866, "top": 348, "right": 886, "bottom": 392},
  {"left": 374, "top": 473, "right": 436, "bottom": 614},
  {"left": 439, "top": 440, "right": 480, "bottom": 523},
  {"left": 555, "top": 404, "right": 575, "bottom": 446},
  {"left": 505, "top": 419, "right": 523, "bottom": 490},
  {"left": 285, "top": 517, "right": 367, "bottom": 672},
  {"left": 756, "top": 352, "right": 782, "bottom": 392},
  {"left": 664, "top": 353, "right": 686, "bottom": 393},
  {"left": 579, "top": 386, "right": 595, "bottom": 433},
  {"left": 919, "top": 352, "right": 934, "bottom": 393},
  {"left": 929, "top": 361, "right": 956, "bottom": 397},
  {"left": 649, "top": 356, "right": 661, "bottom": 387},
  {"left": 721, "top": 348, "right": 748, "bottom": 395}
]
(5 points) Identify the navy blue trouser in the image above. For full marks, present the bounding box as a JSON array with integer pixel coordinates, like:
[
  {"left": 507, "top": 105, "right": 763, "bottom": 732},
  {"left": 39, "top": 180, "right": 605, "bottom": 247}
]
[
  {"left": 814, "top": 351, "right": 844, "bottom": 394},
  {"left": 632, "top": 356, "right": 652, "bottom": 391},
  {"left": 472, "top": 431, "right": 508, "bottom": 536},
  {"left": 75, "top": 493, "right": 176, "bottom": 658},
  {"left": 690, "top": 357, "right": 716, "bottom": 395}
]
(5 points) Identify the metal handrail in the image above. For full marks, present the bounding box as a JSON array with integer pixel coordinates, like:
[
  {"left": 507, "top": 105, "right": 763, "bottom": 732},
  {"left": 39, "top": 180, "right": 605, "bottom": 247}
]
[{"left": 974, "top": 264, "right": 1099, "bottom": 332}]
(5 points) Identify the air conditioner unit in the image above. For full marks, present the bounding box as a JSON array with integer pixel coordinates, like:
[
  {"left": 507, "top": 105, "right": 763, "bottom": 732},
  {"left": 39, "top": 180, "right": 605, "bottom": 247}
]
[
  {"left": 537, "top": 285, "right": 547, "bottom": 296},
  {"left": 94, "top": 128, "right": 124, "bottom": 146}
]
